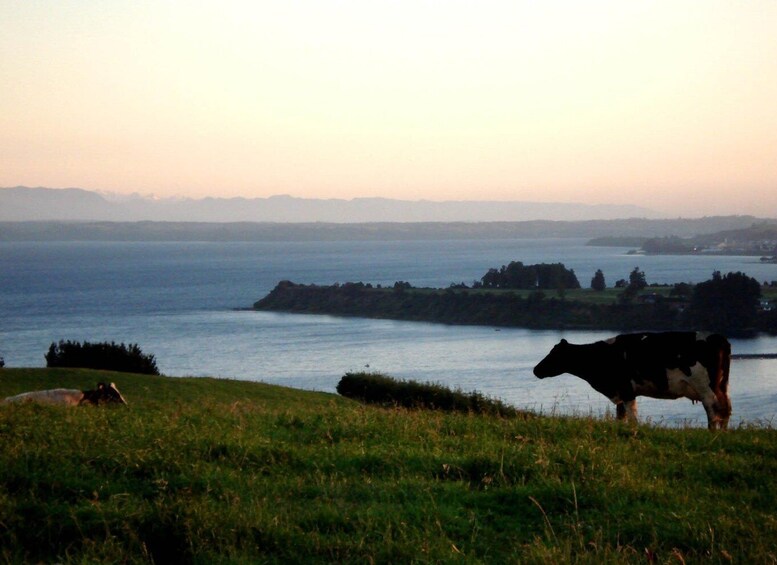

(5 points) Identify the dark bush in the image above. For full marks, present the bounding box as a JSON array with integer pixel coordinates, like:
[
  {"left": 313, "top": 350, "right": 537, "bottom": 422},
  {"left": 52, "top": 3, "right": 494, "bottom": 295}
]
[
  {"left": 45, "top": 340, "right": 160, "bottom": 375},
  {"left": 336, "top": 372, "right": 527, "bottom": 418}
]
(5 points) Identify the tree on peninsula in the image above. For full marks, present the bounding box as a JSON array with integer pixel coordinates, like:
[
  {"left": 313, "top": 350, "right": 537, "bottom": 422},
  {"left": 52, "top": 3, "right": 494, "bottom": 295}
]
[
  {"left": 628, "top": 267, "right": 647, "bottom": 290},
  {"left": 480, "top": 262, "right": 580, "bottom": 290},
  {"left": 591, "top": 269, "right": 606, "bottom": 291}
]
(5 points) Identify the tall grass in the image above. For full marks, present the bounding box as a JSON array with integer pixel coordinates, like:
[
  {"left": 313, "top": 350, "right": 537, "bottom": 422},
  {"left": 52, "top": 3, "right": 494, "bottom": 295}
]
[{"left": 1, "top": 368, "right": 777, "bottom": 563}]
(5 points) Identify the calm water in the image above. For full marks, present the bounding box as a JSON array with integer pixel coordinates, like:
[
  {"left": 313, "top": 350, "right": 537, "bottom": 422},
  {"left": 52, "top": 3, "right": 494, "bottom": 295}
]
[{"left": 2, "top": 239, "right": 776, "bottom": 427}]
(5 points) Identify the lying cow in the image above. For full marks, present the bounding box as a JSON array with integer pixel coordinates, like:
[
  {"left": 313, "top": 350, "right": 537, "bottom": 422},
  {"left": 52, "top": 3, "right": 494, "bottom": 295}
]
[
  {"left": 3, "top": 382, "right": 127, "bottom": 407},
  {"left": 533, "top": 332, "right": 731, "bottom": 429}
]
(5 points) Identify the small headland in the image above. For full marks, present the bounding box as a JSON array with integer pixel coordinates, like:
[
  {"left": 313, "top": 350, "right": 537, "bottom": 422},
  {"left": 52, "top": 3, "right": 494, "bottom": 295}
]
[
  {"left": 253, "top": 280, "right": 682, "bottom": 331},
  {"left": 254, "top": 279, "right": 777, "bottom": 334}
]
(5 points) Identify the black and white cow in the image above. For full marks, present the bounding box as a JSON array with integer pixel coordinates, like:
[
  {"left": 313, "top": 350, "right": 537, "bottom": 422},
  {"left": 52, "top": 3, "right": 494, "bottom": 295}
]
[
  {"left": 533, "top": 332, "right": 731, "bottom": 429},
  {"left": 2, "top": 382, "right": 127, "bottom": 407}
]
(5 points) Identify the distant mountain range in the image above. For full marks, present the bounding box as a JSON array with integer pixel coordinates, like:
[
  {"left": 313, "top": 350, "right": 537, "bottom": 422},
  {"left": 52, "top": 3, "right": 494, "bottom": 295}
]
[
  {"left": 0, "top": 186, "right": 662, "bottom": 223},
  {"left": 1, "top": 217, "right": 770, "bottom": 243}
]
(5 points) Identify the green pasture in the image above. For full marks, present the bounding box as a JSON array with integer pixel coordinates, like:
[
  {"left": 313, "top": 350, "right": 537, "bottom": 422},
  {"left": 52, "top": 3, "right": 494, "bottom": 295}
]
[{"left": 1, "top": 368, "right": 776, "bottom": 563}]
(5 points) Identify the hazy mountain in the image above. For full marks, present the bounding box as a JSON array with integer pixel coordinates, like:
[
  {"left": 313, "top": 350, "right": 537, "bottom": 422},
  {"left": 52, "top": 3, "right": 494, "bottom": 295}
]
[
  {"left": 0, "top": 217, "right": 768, "bottom": 242},
  {"left": 0, "top": 186, "right": 663, "bottom": 222}
]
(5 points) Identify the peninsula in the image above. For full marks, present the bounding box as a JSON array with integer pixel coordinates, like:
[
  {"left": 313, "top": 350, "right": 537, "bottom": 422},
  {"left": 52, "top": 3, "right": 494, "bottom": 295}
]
[{"left": 254, "top": 273, "right": 777, "bottom": 335}]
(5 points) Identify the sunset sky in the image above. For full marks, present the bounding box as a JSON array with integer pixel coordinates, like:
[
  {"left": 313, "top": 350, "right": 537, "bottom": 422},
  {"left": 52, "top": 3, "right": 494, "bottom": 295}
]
[{"left": 2, "top": 1, "right": 776, "bottom": 217}]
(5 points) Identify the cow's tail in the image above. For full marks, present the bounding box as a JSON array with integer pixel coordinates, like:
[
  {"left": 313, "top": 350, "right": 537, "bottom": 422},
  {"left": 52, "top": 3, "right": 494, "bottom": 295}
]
[{"left": 707, "top": 333, "right": 732, "bottom": 428}]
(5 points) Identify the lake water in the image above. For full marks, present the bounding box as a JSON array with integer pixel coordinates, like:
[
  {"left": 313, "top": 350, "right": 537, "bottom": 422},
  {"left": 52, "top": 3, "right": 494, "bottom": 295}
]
[{"left": 2, "top": 239, "right": 776, "bottom": 427}]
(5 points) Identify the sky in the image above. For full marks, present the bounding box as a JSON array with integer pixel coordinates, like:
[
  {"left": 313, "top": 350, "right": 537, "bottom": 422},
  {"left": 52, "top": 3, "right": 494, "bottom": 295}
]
[{"left": 2, "top": 1, "right": 777, "bottom": 217}]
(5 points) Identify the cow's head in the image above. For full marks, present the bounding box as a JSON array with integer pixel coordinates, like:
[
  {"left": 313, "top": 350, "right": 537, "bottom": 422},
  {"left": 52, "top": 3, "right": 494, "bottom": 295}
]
[
  {"left": 533, "top": 339, "right": 570, "bottom": 379},
  {"left": 83, "top": 382, "right": 127, "bottom": 405}
]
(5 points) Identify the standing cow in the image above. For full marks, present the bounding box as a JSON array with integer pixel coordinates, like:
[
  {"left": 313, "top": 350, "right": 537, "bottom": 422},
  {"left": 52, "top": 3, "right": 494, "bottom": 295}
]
[{"left": 533, "top": 332, "right": 731, "bottom": 429}]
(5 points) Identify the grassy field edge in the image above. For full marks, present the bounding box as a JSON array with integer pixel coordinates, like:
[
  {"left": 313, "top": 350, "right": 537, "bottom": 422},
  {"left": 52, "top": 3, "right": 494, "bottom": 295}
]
[{"left": 2, "top": 368, "right": 776, "bottom": 563}]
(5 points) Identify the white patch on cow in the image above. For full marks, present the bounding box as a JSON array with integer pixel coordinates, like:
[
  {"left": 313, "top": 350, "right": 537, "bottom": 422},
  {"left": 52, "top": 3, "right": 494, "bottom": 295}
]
[
  {"left": 3, "top": 388, "right": 84, "bottom": 406},
  {"left": 629, "top": 362, "right": 713, "bottom": 402},
  {"left": 670, "top": 363, "right": 714, "bottom": 402},
  {"left": 604, "top": 337, "right": 617, "bottom": 345}
]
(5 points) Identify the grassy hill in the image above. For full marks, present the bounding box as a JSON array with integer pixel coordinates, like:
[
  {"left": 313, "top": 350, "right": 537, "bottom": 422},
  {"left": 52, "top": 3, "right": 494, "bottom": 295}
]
[{"left": 2, "top": 368, "right": 777, "bottom": 563}]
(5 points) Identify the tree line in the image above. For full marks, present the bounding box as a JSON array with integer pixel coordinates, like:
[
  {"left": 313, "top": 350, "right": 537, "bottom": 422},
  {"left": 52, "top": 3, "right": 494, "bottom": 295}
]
[{"left": 476, "top": 261, "right": 581, "bottom": 290}]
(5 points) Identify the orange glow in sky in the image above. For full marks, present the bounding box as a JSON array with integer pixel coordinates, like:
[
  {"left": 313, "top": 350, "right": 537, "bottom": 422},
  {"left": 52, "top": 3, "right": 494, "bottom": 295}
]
[{"left": 2, "top": 1, "right": 776, "bottom": 216}]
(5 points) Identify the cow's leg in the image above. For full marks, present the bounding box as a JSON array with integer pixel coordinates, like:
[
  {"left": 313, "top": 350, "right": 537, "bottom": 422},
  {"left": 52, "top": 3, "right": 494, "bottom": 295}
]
[
  {"left": 702, "top": 401, "right": 717, "bottom": 430},
  {"left": 623, "top": 399, "right": 638, "bottom": 422},
  {"left": 615, "top": 399, "right": 638, "bottom": 422}
]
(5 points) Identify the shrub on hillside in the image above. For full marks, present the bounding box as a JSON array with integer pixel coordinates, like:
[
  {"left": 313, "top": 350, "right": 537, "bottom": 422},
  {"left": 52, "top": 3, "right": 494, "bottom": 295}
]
[
  {"left": 45, "top": 340, "right": 160, "bottom": 375},
  {"left": 336, "top": 372, "right": 527, "bottom": 418}
]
